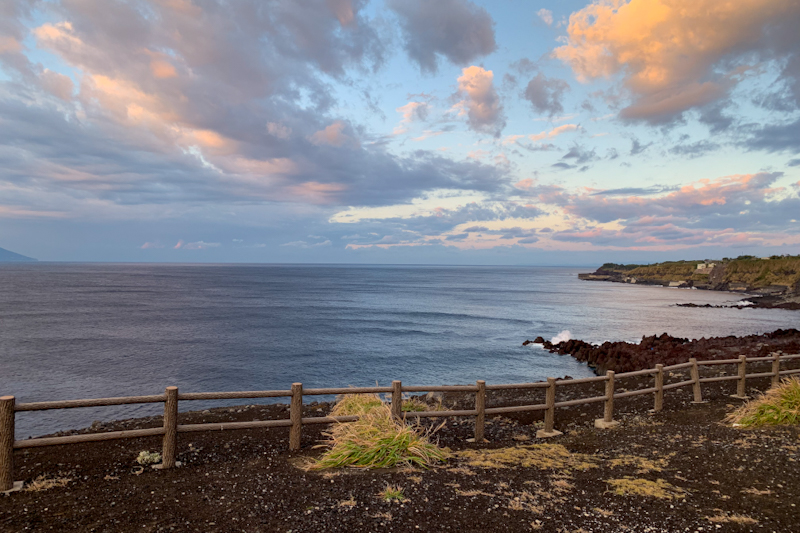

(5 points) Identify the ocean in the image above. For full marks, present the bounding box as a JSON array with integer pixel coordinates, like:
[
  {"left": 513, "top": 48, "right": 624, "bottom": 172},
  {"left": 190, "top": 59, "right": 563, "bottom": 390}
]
[{"left": 1, "top": 263, "right": 797, "bottom": 437}]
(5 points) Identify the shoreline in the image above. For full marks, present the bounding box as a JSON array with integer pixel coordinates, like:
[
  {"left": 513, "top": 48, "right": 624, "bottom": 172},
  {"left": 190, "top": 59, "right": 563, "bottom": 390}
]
[{"left": 526, "top": 327, "right": 800, "bottom": 375}]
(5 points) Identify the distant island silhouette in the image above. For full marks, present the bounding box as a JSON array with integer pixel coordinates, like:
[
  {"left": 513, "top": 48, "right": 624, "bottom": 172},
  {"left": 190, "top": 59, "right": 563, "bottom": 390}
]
[{"left": 0, "top": 246, "right": 37, "bottom": 262}]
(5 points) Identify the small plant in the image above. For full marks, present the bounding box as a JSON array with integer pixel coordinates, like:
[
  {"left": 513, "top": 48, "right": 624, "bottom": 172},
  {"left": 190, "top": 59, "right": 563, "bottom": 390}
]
[
  {"left": 380, "top": 485, "right": 405, "bottom": 502},
  {"left": 136, "top": 450, "right": 162, "bottom": 465},
  {"left": 726, "top": 378, "right": 800, "bottom": 427}
]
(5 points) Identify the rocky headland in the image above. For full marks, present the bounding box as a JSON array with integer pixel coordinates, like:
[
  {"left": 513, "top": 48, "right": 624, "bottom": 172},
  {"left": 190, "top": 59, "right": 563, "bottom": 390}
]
[{"left": 578, "top": 255, "right": 800, "bottom": 309}]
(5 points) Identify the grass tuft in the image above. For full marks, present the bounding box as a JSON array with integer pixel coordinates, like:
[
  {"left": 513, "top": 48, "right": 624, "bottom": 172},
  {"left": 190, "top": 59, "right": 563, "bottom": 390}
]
[
  {"left": 726, "top": 378, "right": 800, "bottom": 427},
  {"left": 380, "top": 485, "right": 406, "bottom": 502},
  {"left": 606, "top": 477, "right": 683, "bottom": 499},
  {"left": 312, "top": 394, "right": 449, "bottom": 470}
]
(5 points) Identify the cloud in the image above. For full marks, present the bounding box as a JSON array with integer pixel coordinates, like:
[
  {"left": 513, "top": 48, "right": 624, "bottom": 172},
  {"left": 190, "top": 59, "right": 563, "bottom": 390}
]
[
  {"left": 340, "top": 201, "right": 545, "bottom": 248},
  {"left": 529, "top": 124, "right": 580, "bottom": 142},
  {"left": 393, "top": 101, "right": 429, "bottom": 135},
  {"left": 536, "top": 9, "right": 553, "bottom": 26},
  {"left": 0, "top": 0, "right": 517, "bottom": 222},
  {"left": 747, "top": 118, "right": 800, "bottom": 154},
  {"left": 454, "top": 66, "right": 505, "bottom": 135},
  {"left": 554, "top": 0, "right": 800, "bottom": 125},
  {"left": 387, "top": 0, "right": 496, "bottom": 74},
  {"left": 140, "top": 241, "right": 163, "bottom": 249},
  {"left": 267, "top": 122, "right": 292, "bottom": 140},
  {"left": 630, "top": 138, "right": 652, "bottom": 156},
  {"left": 554, "top": 144, "right": 598, "bottom": 170},
  {"left": 174, "top": 240, "right": 220, "bottom": 250},
  {"left": 309, "top": 121, "right": 360, "bottom": 148},
  {"left": 669, "top": 140, "right": 721, "bottom": 158},
  {"left": 280, "top": 238, "right": 332, "bottom": 248},
  {"left": 560, "top": 172, "right": 800, "bottom": 233},
  {"left": 523, "top": 73, "right": 570, "bottom": 116}
]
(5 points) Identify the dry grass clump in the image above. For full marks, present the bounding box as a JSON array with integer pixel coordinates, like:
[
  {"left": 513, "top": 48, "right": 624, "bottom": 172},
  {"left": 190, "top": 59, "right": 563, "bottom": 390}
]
[
  {"left": 312, "top": 394, "right": 449, "bottom": 470},
  {"left": 706, "top": 513, "right": 758, "bottom": 525},
  {"left": 456, "top": 444, "right": 597, "bottom": 471},
  {"left": 25, "top": 474, "right": 71, "bottom": 492},
  {"left": 726, "top": 378, "right": 800, "bottom": 427},
  {"left": 606, "top": 477, "right": 683, "bottom": 499}
]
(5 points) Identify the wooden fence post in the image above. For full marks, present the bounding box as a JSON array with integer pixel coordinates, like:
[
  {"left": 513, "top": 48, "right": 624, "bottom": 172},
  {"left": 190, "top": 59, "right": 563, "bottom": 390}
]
[
  {"left": 734, "top": 355, "right": 747, "bottom": 399},
  {"left": 654, "top": 364, "right": 664, "bottom": 412},
  {"left": 474, "top": 380, "right": 485, "bottom": 443},
  {"left": 772, "top": 353, "right": 781, "bottom": 387},
  {"left": 537, "top": 378, "right": 561, "bottom": 438},
  {"left": 595, "top": 371, "right": 619, "bottom": 429},
  {"left": 0, "top": 396, "right": 15, "bottom": 491},
  {"left": 290, "top": 383, "right": 302, "bottom": 451},
  {"left": 391, "top": 381, "right": 402, "bottom": 420},
  {"left": 690, "top": 358, "right": 704, "bottom": 403},
  {"left": 161, "top": 386, "right": 178, "bottom": 469}
]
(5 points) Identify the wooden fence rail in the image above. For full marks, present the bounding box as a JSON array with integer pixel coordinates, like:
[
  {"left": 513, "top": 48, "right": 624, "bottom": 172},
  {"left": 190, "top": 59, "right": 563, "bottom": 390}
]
[{"left": 2, "top": 352, "right": 800, "bottom": 491}]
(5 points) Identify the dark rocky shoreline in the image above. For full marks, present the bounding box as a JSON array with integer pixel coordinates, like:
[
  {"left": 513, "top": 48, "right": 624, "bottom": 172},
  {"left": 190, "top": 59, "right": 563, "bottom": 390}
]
[{"left": 525, "top": 328, "right": 800, "bottom": 374}]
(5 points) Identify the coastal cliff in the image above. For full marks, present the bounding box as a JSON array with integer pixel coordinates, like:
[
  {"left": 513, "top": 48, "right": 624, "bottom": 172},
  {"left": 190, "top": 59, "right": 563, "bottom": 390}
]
[{"left": 579, "top": 255, "right": 800, "bottom": 308}]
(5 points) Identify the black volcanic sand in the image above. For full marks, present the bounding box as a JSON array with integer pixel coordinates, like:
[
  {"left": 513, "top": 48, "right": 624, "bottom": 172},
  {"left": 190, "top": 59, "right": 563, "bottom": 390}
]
[
  {"left": 529, "top": 328, "right": 800, "bottom": 374},
  {"left": 2, "top": 360, "right": 800, "bottom": 533}
]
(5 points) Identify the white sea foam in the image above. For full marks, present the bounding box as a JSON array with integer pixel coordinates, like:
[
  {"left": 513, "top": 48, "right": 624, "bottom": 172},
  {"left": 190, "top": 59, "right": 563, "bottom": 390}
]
[{"left": 551, "top": 330, "right": 572, "bottom": 344}]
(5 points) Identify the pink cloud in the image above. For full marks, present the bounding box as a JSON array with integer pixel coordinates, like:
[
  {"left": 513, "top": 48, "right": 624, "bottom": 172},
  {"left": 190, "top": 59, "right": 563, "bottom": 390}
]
[
  {"left": 455, "top": 66, "right": 504, "bottom": 134},
  {"left": 309, "top": 121, "right": 359, "bottom": 148},
  {"left": 554, "top": 0, "right": 800, "bottom": 123}
]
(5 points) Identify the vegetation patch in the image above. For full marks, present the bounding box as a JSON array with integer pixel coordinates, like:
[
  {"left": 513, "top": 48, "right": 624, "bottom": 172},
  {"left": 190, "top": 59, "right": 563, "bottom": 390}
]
[
  {"left": 311, "top": 394, "right": 449, "bottom": 470},
  {"left": 706, "top": 513, "right": 758, "bottom": 525},
  {"left": 456, "top": 444, "right": 597, "bottom": 471},
  {"left": 726, "top": 378, "right": 800, "bottom": 427},
  {"left": 606, "top": 453, "right": 672, "bottom": 473},
  {"left": 606, "top": 477, "right": 684, "bottom": 499},
  {"left": 136, "top": 450, "right": 162, "bottom": 465},
  {"left": 24, "top": 474, "right": 72, "bottom": 492}
]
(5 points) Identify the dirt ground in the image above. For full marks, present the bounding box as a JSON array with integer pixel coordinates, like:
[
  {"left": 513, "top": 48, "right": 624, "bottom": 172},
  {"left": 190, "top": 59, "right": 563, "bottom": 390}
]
[{"left": 1, "top": 366, "right": 799, "bottom": 533}]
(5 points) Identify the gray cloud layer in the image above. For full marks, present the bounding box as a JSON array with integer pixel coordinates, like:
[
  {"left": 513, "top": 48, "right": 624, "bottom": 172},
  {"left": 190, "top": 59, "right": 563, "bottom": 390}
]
[{"left": 387, "top": 0, "right": 496, "bottom": 74}]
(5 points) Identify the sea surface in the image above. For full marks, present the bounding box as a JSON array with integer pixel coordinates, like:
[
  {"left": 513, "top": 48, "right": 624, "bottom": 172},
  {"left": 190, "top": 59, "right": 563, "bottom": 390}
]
[{"left": 1, "top": 263, "right": 798, "bottom": 437}]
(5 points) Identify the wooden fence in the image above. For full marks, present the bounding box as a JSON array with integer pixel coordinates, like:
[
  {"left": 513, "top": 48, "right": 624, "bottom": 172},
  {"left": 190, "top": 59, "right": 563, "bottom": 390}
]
[{"left": 2, "top": 352, "right": 800, "bottom": 491}]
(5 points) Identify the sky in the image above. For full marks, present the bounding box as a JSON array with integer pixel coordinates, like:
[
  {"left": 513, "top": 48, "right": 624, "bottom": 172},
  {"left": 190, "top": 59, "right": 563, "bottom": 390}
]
[{"left": 1, "top": 0, "right": 799, "bottom": 264}]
